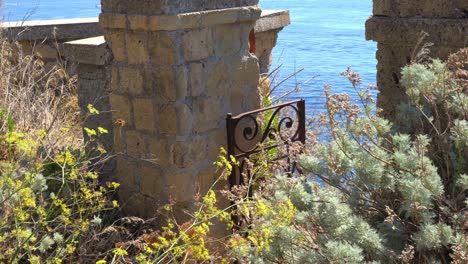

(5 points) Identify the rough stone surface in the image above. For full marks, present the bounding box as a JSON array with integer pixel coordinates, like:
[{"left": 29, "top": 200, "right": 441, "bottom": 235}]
[
  {"left": 182, "top": 28, "right": 214, "bottom": 61},
  {"left": 254, "top": 10, "right": 290, "bottom": 33},
  {"left": 120, "top": 67, "right": 144, "bottom": 95},
  {"left": 1, "top": 3, "right": 292, "bottom": 220},
  {"left": 373, "top": 0, "right": 468, "bottom": 18},
  {"left": 126, "top": 32, "right": 150, "bottom": 64},
  {"left": 366, "top": 17, "right": 468, "bottom": 46},
  {"left": 1, "top": 18, "right": 102, "bottom": 41},
  {"left": 101, "top": 0, "right": 260, "bottom": 16},
  {"left": 110, "top": 94, "right": 133, "bottom": 126},
  {"left": 133, "top": 98, "right": 155, "bottom": 132},
  {"left": 125, "top": 130, "right": 147, "bottom": 158},
  {"left": 366, "top": 0, "right": 468, "bottom": 120},
  {"left": 148, "top": 32, "right": 177, "bottom": 65},
  {"left": 98, "top": 1, "right": 288, "bottom": 219},
  {"left": 64, "top": 36, "right": 112, "bottom": 65},
  {"left": 139, "top": 163, "right": 163, "bottom": 197},
  {"left": 106, "top": 31, "right": 127, "bottom": 62},
  {"left": 255, "top": 30, "right": 280, "bottom": 74}
]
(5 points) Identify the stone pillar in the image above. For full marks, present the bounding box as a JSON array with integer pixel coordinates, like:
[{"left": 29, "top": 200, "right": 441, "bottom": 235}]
[
  {"left": 100, "top": 0, "right": 262, "bottom": 218},
  {"left": 366, "top": 0, "right": 468, "bottom": 119},
  {"left": 254, "top": 10, "right": 290, "bottom": 74},
  {"left": 64, "top": 36, "right": 115, "bottom": 180}
]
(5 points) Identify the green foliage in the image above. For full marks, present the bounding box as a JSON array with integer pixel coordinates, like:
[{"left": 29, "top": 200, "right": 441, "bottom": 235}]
[
  {"left": 229, "top": 49, "right": 467, "bottom": 263},
  {"left": 0, "top": 106, "right": 118, "bottom": 263}
]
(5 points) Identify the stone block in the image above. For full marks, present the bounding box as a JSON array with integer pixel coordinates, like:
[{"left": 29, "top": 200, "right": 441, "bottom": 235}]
[
  {"left": 232, "top": 55, "right": 260, "bottom": 86},
  {"left": 193, "top": 98, "right": 222, "bottom": 133},
  {"left": 189, "top": 63, "right": 204, "bottom": 97},
  {"left": 365, "top": 17, "right": 468, "bottom": 46},
  {"left": 133, "top": 98, "right": 155, "bottom": 132},
  {"left": 102, "top": 0, "right": 260, "bottom": 16},
  {"left": 126, "top": 32, "right": 149, "bottom": 65},
  {"left": 182, "top": 28, "right": 214, "bottom": 61},
  {"left": 65, "top": 36, "right": 113, "bottom": 66},
  {"left": 106, "top": 31, "right": 127, "bottom": 61},
  {"left": 146, "top": 66, "right": 188, "bottom": 102},
  {"left": 175, "top": 66, "right": 189, "bottom": 99},
  {"left": 148, "top": 13, "right": 202, "bottom": 31},
  {"left": 156, "top": 105, "right": 177, "bottom": 135},
  {"left": 128, "top": 15, "right": 149, "bottom": 31},
  {"left": 237, "top": 6, "right": 263, "bottom": 22},
  {"left": 372, "top": 0, "right": 468, "bottom": 18},
  {"left": 213, "top": 24, "right": 242, "bottom": 57},
  {"left": 99, "top": 13, "right": 127, "bottom": 29},
  {"left": 154, "top": 67, "right": 177, "bottom": 101},
  {"left": 101, "top": 0, "right": 164, "bottom": 16},
  {"left": 109, "top": 94, "right": 133, "bottom": 126},
  {"left": 173, "top": 12, "right": 202, "bottom": 29},
  {"left": 148, "top": 32, "right": 177, "bottom": 66},
  {"left": 2, "top": 18, "right": 102, "bottom": 42},
  {"left": 125, "top": 130, "right": 146, "bottom": 158},
  {"left": 207, "top": 62, "right": 230, "bottom": 97},
  {"left": 255, "top": 10, "right": 291, "bottom": 33},
  {"left": 113, "top": 128, "right": 125, "bottom": 153},
  {"left": 111, "top": 66, "right": 121, "bottom": 93},
  {"left": 115, "top": 157, "right": 136, "bottom": 197},
  {"left": 175, "top": 103, "right": 192, "bottom": 136},
  {"left": 148, "top": 137, "right": 169, "bottom": 164},
  {"left": 121, "top": 67, "right": 144, "bottom": 95},
  {"left": 170, "top": 139, "right": 209, "bottom": 168},
  {"left": 166, "top": 169, "right": 195, "bottom": 203},
  {"left": 255, "top": 30, "right": 279, "bottom": 73},
  {"left": 201, "top": 9, "right": 239, "bottom": 27},
  {"left": 206, "top": 130, "right": 227, "bottom": 162},
  {"left": 197, "top": 164, "right": 219, "bottom": 194},
  {"left": 139, "top": 162, "right": 163, "bottom": 198}
]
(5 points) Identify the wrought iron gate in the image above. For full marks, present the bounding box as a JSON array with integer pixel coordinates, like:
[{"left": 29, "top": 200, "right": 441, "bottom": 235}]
[{"left": 226, "top": 99, "right": 306, "bottom": 195}]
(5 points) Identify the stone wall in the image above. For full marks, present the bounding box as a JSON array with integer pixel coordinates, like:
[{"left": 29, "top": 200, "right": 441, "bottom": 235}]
[
  {"left": 2, "top": 4, "right": 290, "bottom": 220},
  {"left": 2, "top": 18, "right": 103, "bottom": 72},
  {"left": 366, "top": 0, "right": 468, "bottom": 119},
  {"left": 100, "top": 0, "right": 264, "bottom": 219}
]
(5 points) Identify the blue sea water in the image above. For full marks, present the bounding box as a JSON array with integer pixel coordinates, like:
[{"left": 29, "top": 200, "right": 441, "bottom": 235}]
[{"left": 3, "top": 0, "right": 377, "bottom": 111}]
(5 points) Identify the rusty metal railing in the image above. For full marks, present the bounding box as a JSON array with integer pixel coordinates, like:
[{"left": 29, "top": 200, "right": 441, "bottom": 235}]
[{"left": 226, "top": 99, "right": 306, "bottom": 194}]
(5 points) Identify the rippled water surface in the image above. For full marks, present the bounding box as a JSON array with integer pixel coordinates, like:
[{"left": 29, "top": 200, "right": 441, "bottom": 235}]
[{"left": 3, "top": 0, "right": 377, "bottom": 111}]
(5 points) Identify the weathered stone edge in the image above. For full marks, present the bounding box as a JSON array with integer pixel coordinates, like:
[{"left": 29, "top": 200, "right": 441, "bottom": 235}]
[
  {"left": 372, "top": 0, "right": 468, "bottom": 18},
  {"left": 255, "top": 10, "right": 290, "bottom": 33},
  {"left": 63, "top": 36, "right": 111, "bottom": 65},
  {"left": 1, "top": 18, "right": 103, "bottom": 41},
  {"left": 100, "top": 6, "right": 262, "bottom": 31},
  {"left": 366, "top": 16, "right": 468, "bottom": 45}
]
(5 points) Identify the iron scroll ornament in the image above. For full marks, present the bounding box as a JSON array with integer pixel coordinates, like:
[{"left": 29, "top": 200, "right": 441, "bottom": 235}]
[{"left": 226, "top": 99, "right": 306, "bottom": 188}]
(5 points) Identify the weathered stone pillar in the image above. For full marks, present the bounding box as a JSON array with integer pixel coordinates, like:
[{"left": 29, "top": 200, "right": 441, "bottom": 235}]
[
  {"left": 64, "top": 36, "right": 115, "bottom": 180},
  {"left": 254, "top": 10, "right": 290, "bottom": 74},
  {"left": 366, "top": 0, "right": 468, "bottom": 119},
  {"left": 100, "top": 0, "right": 262, "bottom": 218}
]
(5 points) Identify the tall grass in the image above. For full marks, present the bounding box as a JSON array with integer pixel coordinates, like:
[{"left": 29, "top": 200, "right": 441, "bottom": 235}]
[{"left": 0, "top": 37, "right": 81, "bottom": 150}]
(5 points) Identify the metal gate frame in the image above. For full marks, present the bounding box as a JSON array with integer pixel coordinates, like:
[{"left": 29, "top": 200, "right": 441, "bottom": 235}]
[{"left": 226, "top": 99, "right": 306, "bottom": 195}]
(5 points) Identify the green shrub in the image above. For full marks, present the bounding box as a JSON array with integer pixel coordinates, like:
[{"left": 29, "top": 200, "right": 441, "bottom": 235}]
[
  {"left": 0, "top": 38, "right": 118, "bottom": 263},
  {"left": 229, "top": 48, "right": 467, "bottom": 263}
]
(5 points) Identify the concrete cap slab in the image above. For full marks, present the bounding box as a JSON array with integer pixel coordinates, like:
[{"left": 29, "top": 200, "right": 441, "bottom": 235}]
[
  {"left": 255, "top": 10, "right": 290, "bottom": 33},
  {"left": 1, "top": 18, "right": 103, "bottom": 41},
  {"left": 366, "top": 16, "right": 468, "bottom": 46},
  {"left": 64, "top": 36, "right": 111, "bottom": 65}
]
